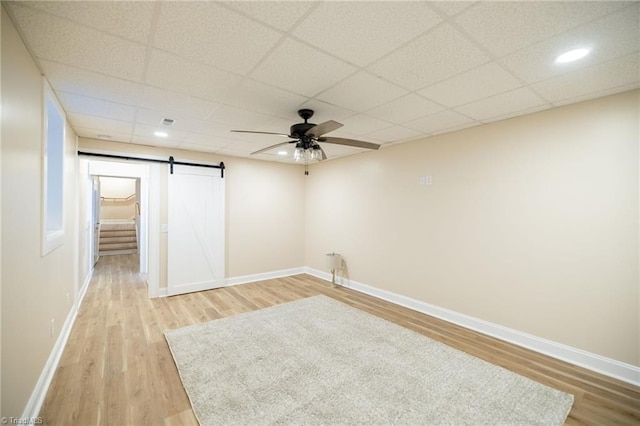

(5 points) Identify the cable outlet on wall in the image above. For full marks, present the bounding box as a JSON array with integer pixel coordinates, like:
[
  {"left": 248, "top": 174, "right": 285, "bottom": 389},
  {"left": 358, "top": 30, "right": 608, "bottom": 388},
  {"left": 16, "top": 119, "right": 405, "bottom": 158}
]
[{"left": 419, "top": 176, "right": 432, "bottom": 185}]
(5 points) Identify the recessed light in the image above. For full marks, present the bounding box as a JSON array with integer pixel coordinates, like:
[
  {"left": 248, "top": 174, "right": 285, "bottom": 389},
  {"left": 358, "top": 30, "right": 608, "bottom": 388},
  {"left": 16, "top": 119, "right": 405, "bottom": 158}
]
[
  {"left": 277, "top": 151, "right": 288, "bottom": 156},
  {"left": 154, "top": 131, "right": 168, "bottom": 138},
  {"left": 555, "top": 48, "right": 590, "bottom": 64},
  {"left": 161, "top": 118, "right": 175, "bottom": 126}
]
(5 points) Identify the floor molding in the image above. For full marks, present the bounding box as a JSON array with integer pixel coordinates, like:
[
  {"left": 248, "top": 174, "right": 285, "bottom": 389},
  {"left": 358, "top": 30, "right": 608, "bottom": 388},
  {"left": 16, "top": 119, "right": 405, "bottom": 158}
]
[
  {"left": 224, "top": 267, "right": 306, "bottom": 287},
  {"left": 149, "top": 267, "right": 307, "bottom": 298},
  {"left": 305, "top": 267, "right": 640, "bottom": 387},
  {"left": 23, "top": 268, "right": 93, "bottom": 419}
]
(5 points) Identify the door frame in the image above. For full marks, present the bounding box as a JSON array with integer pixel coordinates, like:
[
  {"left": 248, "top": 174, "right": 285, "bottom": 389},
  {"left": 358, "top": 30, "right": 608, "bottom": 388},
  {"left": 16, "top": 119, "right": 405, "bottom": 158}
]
[{"left": 87, "top": 160, "right": 160, "bottom": 296}]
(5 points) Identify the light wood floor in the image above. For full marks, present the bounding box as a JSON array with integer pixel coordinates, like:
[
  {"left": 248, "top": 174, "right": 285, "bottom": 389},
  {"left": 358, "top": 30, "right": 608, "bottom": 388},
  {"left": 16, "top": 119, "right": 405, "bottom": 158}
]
[{"left": 40, "top": 254, "right": 639, "bottom": 425}]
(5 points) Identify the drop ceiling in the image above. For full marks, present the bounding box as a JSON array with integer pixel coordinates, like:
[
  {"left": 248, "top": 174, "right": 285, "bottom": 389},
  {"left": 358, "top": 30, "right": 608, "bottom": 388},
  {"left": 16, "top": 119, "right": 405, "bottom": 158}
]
[{"left": 4, "top": 1, "right": 639, "bottom": 163}]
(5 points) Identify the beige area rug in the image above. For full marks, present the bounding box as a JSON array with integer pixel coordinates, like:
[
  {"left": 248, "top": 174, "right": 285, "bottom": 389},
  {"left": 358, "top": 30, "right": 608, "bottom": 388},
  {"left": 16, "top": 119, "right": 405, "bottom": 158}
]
[{"left": 164, "top": 295, "right": 573, "bottom": 425}]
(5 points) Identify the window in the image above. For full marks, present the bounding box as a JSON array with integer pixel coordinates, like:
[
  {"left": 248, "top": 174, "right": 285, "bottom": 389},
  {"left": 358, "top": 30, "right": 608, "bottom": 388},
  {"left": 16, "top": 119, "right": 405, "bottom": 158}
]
[{"left": 42, "top": 79, "right": 65, "bottom": 255}]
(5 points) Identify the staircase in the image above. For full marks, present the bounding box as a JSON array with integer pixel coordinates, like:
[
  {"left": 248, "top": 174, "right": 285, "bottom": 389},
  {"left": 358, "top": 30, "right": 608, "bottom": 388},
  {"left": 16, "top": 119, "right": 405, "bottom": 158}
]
[{"left": 99, "top": 221, "right": 138, "bottom": 256}]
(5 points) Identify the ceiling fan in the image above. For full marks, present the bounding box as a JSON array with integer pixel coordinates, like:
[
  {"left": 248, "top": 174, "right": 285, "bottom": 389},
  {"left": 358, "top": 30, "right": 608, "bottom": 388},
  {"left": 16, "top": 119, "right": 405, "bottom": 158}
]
[{"left": 231, "top": 109, "right": 380, "bottom": 164}]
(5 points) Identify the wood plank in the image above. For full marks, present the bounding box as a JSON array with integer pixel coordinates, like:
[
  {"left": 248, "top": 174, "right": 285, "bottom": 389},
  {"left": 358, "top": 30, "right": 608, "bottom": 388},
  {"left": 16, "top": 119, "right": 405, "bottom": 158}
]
[{"left": 38, "top": 255, "right": 640, "bottom": 425}]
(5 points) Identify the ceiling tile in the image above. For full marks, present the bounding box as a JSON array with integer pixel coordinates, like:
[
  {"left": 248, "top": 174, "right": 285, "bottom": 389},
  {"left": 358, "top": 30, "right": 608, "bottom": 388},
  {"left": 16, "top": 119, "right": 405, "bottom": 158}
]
[
  {"left": 292, "top": 2, "right": 442, "bottom": 66},
  {"left": 430, "top": 2, "right": 476, "bottom": 17},
  {"left": 58, "top": 92, "right": 136, "bottom": 122},
  {"left": 145, "top": 49, "right": 242, "bottom": 103},
  {"left": 136, "top": 86, "right": 221, "bottom": 121},
  {"left": 7, "top": 3, "right": 146, "bottom": 82},
  {"left": 21, "top": 1, "right": 155, "bottom": 44},
  {"left": 222, "top": 1, "right": 314, "bottom": 32},
  {"left": 208, "top": 104, "right": 276, "bottom": 129},
  {"left": 367, "top": 94, "right": 445, "bottom": 123},
  {"left": 316, "top": 71, "right": 408, "bottom": 111},
  {"left": 480, "top": 104, "right": 553, "bottom": 124},
  {"left": 248, "top": 116, "right": 301, "bottom": 134},
  {"left": 454, "top": 88, "right": 548, "bottom": 121},
  {"left": 250, "top": 38, "right": 357, "bottom": 97},
  {"left": 552, "top": 82, "right": 639, "bottom": 107},
  {"left": 338, "top": 114, "right": 394, "bottom": 136},
  {"left": 500, "top": 4, "right": 640, "bottom": 84},
  {"left": 73, "top": 128, "right": 132, "bottom": 143},
  {"left": 177, "top": 142, "right": 225, "bottom": 154},
  {"left": 134, "top": 109, "right": 206, "bottom": 133},
  {"left": 132, "top": 123, "right": 188, "bottom": 143},
  {"left": 40, "top": 61, "right": 143, "bottom": 106},
  {"left": 7, "top": 1, "right": 639, "bottom": 165},
  {"left": 154, "top": 2, "right": 282, "bottom": 75},
  {"left": 130, "top": 135, "right": 182, "bottom": 149},
  {"left": 405, "top": 110, "right": 477, "bottom": 134},
  {"left": 455, "top": 1, "right": 630, "bottom": 57},
  {"left": 369, "top": 23, "right": 490, "bottom": 90},
  {"left": 297, "top": 101, "right": 357, "bottom": 123},
  {"left": 364, "top": 126, "right": 423, "bottom": 144},
  {"left": 531, "top": 53, "right": 640, "bottom": 104},
  {"left": 67, "top": 113, "right": 133, "bottom": 136},
  {"left": 224, "top": 79, "right": 309, "bottom": 117},
  {"left": 182, "top": 133, "right": 235, "bottom": 149},
  {"left": 419, "top": 62, "right": 522, "bottom": 108}
]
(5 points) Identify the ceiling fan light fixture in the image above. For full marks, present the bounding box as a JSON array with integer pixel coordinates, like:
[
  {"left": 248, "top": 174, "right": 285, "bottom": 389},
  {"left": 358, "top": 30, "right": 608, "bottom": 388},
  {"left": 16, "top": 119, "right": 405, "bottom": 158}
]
[
  {"left": 293, "top": 146, "right": 305, "bottom": 162},
  {"left": 311, "top": 147, "right": 323, "bottom": 161}
]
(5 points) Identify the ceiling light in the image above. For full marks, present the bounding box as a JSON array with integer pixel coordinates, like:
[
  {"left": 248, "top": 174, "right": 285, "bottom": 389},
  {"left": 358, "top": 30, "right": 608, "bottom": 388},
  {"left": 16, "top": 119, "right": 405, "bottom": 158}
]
[
  {"left": 154, "top": 131, "right": 168, "bottom": 138},
  {"left": 277, "top": 151, "right": 288, "bottom": 156},
  {"left": 555, "top": 48, "right": 590, "bottom": 64}
]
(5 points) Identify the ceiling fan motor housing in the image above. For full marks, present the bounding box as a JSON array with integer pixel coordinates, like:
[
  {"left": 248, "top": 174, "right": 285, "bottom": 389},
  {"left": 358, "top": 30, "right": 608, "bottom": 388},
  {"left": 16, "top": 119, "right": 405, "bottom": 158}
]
[
  {"left": 290, "top": 123, "right": 316, "bottom": 139},
  {"left": 291, "top": 109, "right": 317, "bottom": 141}
]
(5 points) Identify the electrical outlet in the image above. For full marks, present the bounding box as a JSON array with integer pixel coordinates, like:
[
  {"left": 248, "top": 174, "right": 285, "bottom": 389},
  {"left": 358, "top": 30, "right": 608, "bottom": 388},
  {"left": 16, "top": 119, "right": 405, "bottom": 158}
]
[{"left": 419, "top": 176, "right": 432, "bottom": 185}]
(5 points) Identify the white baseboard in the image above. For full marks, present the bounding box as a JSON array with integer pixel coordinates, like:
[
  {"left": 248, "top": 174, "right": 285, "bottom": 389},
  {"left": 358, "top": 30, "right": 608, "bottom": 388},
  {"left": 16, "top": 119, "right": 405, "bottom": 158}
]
[
  {"left": 77, "top": 263, "right": 640, "bottom": 386},
  {"left": 224, "top": 267, "right": 306, "bottom": 287},
  {"left": 305, "top": 267, "right": 640, "bottom": 387},
  {"left": 150, "top": 267, "right": 306, "bottom": 298},
  {"left": 22, "top": 268, "right": 93, "bottom": 420}
]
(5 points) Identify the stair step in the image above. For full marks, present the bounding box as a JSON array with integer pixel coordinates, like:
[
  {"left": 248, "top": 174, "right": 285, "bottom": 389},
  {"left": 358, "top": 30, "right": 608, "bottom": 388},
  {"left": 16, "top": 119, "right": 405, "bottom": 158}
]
[
  {"left": 100, "top": 223, "right": 136, "bottom": 231},
  {"left": 99, "top": 249, "right": 138, "bottom": 256},
  {"left": 99, "top": 236, "right": 137, "bottom": 244},
  {"left": 99, "top": 242, "right": 138, "bottom": 251},
  {"left": 100, "top": 231, "right": 136, "bottom": 238}
]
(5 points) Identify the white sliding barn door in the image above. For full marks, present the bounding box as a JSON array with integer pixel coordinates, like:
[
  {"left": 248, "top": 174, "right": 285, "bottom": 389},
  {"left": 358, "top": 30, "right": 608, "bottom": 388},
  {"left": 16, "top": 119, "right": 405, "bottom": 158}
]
[{"left": 168, "top": 165, "right": 225, "bottom": 296}]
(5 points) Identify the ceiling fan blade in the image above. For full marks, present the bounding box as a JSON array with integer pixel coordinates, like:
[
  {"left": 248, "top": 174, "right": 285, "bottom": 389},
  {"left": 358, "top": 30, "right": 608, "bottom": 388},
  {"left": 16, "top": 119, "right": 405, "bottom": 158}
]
[
  {"left": 231, "top": 130, "right": 291, "bottom": 138},
  {"left": 320, "top": 137, "right": 380, "bottom": 150},
  {"left": 250, "top": 141, "right": 295, "bottom": 155},
  {"left": 318, "top": 145, "right": 327, "bottom": 161},
  {"left": 305, "top": 120, "right": 343, "bottom": 137}
]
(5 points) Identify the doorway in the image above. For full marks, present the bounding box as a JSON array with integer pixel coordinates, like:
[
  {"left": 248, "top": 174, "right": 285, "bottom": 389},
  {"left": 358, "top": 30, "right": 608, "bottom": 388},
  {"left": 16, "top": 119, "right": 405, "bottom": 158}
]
[
  {"left": 96, "top": 176, "right": 140, "bottom": 257},
  {"left": 87, "top": 160, "right": 152, "bottom": 276}
]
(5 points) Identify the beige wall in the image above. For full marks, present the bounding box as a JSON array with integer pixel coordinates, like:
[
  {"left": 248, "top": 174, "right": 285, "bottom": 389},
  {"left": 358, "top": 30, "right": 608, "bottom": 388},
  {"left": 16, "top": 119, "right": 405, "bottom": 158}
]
[
  {"left": 306, "top": 90, "right": 640, "bottom": 366},
  {"left": 78, "top": 139, "right": 306, "bottom": 284},
  {"left": 1, "top": 7, "right": 80, "bottom": 417},
  {"left": 100, "top": 198, "right": 136, "bottom": 221}
]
